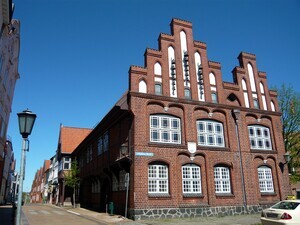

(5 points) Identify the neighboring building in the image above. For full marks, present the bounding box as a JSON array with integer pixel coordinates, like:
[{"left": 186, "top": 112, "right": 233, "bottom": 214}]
[
  {"left": 72, "top": 18, "right": 289, "bottom": 219},
  {"left": 1, "top": 138, "right": 15, "bottom": 204},
  {"left": 42, "top": 160, "right": 50, "bottom": 203},
  {"left": 30, "top": 167, "right": 43, "bottom": 203},
  {"left": 56, "top": 125, "right": 92, "bottom": 206},
  {"left": 0, "top": 0, "right": 20, "bottom": 204},
  {"left": 46, "top": 154, "right": 59, "bottom": 204}
]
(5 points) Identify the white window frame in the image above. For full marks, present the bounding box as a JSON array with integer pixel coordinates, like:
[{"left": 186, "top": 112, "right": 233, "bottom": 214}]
[
  {"left": 197, "top": 120, "right": 224, "bottom": 147},
  {"left": 248, "top": 125, "right": 272, "bottom": 150},
  {"left": 148, "top": 164, "right": 169, "bottom": 194},
  {"left": 214, "top": 166, "right": 231, "bottom": 194},
  {"left": 182, "top": 164, "right": 201, "bottom": 194},
  {"left": 63, "top": 157, "right": 71, "bottom": 170},
  {"left": 150, "top": 115, "right": 181, "bottom": 144},
  {"left": 258, "top": 166, "right": 274, "bottom": 193}
]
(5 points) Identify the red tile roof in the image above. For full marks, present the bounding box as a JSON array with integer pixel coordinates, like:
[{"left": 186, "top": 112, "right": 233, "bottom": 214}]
[{"left": 59, "top": 126, "right": 92, "bottom": 154}]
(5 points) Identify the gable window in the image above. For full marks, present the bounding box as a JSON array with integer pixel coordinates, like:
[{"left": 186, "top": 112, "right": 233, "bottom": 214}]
[
  {"left": 150, "top": 115, "right": 181, "bottom": 144},
  {"left": 197, "top": 120, "right": 224, "bottom": 147},
  {"left": 182, "top": 164, "right": 201, "bottom": 195},
  {"left": 211, "top": 92, "right": 218, "bottom": 103},
  {"left": 253, "top": 98, "right": 259, "bottom": 109},
  {"left": 63, "top": 157, "right": 71, "bottom": 170},
  {"left": 248, "top": 125, "right": 272, "bottom": 150},
  {"left": 155, "top": 83, "right": 162, "bottom": 95},
  {"left": 148, "top": 163, "right": 169, "bottom": 195},
  {"left": 214, "top": 166, "right": 231, "bottom": 194},
  {"left": 257, "top": 166, "right": 274, "bottom": 193},
  {"left": 184, "top": 88, "right": 191, "bottom": 99}
]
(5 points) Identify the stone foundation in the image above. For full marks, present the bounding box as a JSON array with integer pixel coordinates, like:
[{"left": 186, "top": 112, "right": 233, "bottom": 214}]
[{"left": 130, "top": 205, "right": 271, "bottom": 220}]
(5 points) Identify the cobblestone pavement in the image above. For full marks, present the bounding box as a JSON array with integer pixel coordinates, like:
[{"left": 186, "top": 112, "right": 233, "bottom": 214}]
[{"left": 138, "top": 214, "right": 261, "bottom": 225}]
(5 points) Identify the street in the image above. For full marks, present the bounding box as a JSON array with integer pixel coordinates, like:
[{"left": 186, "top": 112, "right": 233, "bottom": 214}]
[{"left": 21, "top": 204, "right": 106, "bottom": 225}]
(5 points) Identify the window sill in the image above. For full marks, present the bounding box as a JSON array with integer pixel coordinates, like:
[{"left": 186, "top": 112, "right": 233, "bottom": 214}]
[
  {"left": 183, "top": 193, "right": 203, "bottom": 198},
  {"left": 215, "top": 193, "right": 235, "bottom": 198},
  {"left": 261, "top": 192, "right": 276, "bottom": 196},
  {"left": 198, "top": 146, "right": 230, "bottom": 152},
  {"left": 251, "top": 149, "right": 276, "bottom": 153},
  {"left": 148, "top": 193, "right": 171, "bottom": 198}
]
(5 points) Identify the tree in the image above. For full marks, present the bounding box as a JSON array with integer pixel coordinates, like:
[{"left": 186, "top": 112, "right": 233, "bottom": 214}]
[
  {"left": 276, "top": 84, "right": 300, "bottom": 182},
  {"left": 64, "top": 160, "right": 80, "bottom": 208}
]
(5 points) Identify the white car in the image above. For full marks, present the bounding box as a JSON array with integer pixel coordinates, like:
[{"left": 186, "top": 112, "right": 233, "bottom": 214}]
[{"left": 261, "top": 200, "right": 300, "bottom": 225}]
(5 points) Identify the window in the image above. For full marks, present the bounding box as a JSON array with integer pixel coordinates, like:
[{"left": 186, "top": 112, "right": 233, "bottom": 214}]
[
  {"left": 211, "top": 92, "right": 218, "bottom": 103},
  {"left": 148, "top": 164, "right": 168, "bottom": 194},
  {"left": 97, "top": 137, "right": 103, "bottom": 155},
  {"left": 63, "top": 157, "right": 71, "bottom": 170},
  {"left": 214, "top": 166, "right": 231, "bottom": 194},
  {"left": 197, "top": 120, "right": 224, "bottom": 147},
  {"left": 184, "top": 88, "right": 191, "bottom": 99},
  {"left": 248, "top": 125, "right": 272, "bottom": 150},
  {"left": 182, "top": 164, "right": 201, "bottom": 194},
  {"left": 103, "top": 132, "right": 109, "bottom": 152},
  {"left": 253, "top": 98, "right": 259, "bottom": 109},
  {"left": 150, "top": 115, "right": 181, "bottom": 144},
  {"left": 155, "top": 83, "right": 162, "bottom": 95},
  {"left": 257, "top": 166, "right": 274, "bottom": 193}
]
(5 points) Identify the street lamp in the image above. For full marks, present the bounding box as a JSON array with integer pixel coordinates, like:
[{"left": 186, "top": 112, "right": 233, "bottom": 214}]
[{"left": 16, "top": 109, "right": 36, "bottom": 225}]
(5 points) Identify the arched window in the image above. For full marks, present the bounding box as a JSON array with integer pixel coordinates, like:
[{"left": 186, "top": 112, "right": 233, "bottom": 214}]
[
  {"left": 182, "top": 164, "right": 201, "bottom": 195},
  {"left": 214, "top": 166, "right": 231, "bottom": 194},
  {"left": 150, "top": 115, "right": 181, "bottom": 144},
  {"left": 209, "top": 73, "right": 216, "bottom": 85},
  {"left": 257, "top": 166, "right": 274, "bottom": 193},
  {"left": 247, "top": 63, "right": 256, "bottom": 92},
  {"left": 154, "top": 62, "right": 162, "bottom": 75},
  {"left": 197, "top": 120, "right": 224, "bottom": 147},
  {"left": 148, "top": 162, "right": 169, "bottom": 195},
  {"left": 139, "top": 80, "right": 147, "bottom": 93},
  {"left": 248, "top": 125, "right": 272, "bottom": 150},
  {"left": 242, "top": 79, "right": 250, "bottom": 108},
  {"left": 271, "top": 101, "right": 276, "bottom": 112}
]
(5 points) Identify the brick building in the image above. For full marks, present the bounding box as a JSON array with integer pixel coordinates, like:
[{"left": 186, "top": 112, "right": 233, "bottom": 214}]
[{"left": 72, "top": 18, "right": 289, "bottom": 219}]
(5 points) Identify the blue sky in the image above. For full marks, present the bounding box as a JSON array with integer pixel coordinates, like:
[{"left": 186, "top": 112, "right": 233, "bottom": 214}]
[{"left": 8, "top": 0, "right": 300, "bottom": 191}]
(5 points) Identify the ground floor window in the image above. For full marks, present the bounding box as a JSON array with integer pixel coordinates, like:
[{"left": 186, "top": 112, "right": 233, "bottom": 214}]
[
  {"left": 214, "top": 166, "right": 231, "bottom": 194},
  {"left": 148, "top": 164, "right": 169, "bottom": 195},
  {"left": 182, "top": 164, "right": 201, "bottom": 195},
  {"left": 257, "top": 166, "right": 274, "bottom": 193}
]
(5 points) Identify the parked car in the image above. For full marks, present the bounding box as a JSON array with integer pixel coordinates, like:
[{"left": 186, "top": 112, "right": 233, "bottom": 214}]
[{"left": 261, "top": 200, "right": 300, "bottom": 225}]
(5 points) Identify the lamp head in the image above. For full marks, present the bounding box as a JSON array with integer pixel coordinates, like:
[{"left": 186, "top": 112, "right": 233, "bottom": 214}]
[{"left": 17, "top": 109, "right": 37, "bottom": 139}]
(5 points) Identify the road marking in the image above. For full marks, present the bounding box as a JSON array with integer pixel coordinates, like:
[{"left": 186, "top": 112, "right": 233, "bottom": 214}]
[
  {"left": 40, "top": 210, "right": 51, "bottom": 215},
  {"left": 29, "top": 211, "right": 38, "bottom": 215},
  {"left": 52, "top": 210, "right": 65, "bottom": 215},
  {"left": 67, "top": 210, "right": 80, "bottom": 216}
]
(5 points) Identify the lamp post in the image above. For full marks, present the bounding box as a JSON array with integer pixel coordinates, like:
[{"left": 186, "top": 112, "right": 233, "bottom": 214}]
[{"left": 16, "top": 109, "right": 36, "bottom": 225}]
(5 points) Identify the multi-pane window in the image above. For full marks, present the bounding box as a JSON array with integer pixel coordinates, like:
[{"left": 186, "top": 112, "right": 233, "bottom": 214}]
[
  {"left": 248, "top": 125, "right": 272, "bottom": 150},
  {"left": 150, "top": 115, "right": 181, "bottom": 144},
  {"left": 148, "top": 164, "right": 169, "bottom": 194},
  {"left": 197, "top": 120, "right": 224, "bottom": 147},
  {"left": 63, "top": 157, "right": 71, "bottom": 170},
  {"left": 214, "top": 166, "right": 231, "bottom": 194},
  {"left": 182, "top": 164, "right": 201, "bottom": 194},
  {"left": 258, "top": 166, "right": 274, "bottom": 193}
]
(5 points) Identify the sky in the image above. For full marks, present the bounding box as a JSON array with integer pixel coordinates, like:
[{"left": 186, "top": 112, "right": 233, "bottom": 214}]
[{"left": 7, "top": 0, "right": 300, "bottom": 191}]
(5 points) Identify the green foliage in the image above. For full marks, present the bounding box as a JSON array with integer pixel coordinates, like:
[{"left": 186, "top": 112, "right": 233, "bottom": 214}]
[
  {"left": 64, "top": 160, "right": 80, "bottom": 189},
  {"left": 276, "top": 84, "right": 300, "bottom": 181}
]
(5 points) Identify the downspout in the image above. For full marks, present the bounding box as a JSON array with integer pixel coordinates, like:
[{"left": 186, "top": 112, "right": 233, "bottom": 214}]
[{"left": 232, "top": 109, "right": 248, "bottom": 212}]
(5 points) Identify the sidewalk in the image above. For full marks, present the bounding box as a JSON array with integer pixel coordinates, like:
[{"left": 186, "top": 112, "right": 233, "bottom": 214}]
[{"left": 61, "top": 205, "right": 261, "bottom": 225}]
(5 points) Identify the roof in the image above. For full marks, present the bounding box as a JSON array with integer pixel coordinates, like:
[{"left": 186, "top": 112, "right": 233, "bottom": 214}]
[{"left": 59, "top": 126, "right": 92, "bottom": 154}]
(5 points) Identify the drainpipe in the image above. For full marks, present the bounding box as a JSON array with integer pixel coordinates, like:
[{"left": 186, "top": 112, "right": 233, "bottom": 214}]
[{"left": 232, "top": 109, "right": 248, "bottom": 212}]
